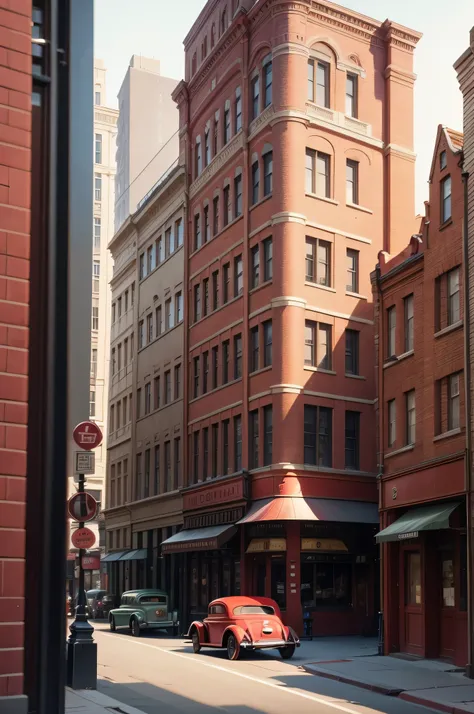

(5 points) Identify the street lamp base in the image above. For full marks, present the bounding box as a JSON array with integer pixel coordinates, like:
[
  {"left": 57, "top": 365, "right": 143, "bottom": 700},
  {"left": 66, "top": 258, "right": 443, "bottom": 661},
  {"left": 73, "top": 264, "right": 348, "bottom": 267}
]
[{"left": 66, "top": 638, "right": 97, "bottom": 689}]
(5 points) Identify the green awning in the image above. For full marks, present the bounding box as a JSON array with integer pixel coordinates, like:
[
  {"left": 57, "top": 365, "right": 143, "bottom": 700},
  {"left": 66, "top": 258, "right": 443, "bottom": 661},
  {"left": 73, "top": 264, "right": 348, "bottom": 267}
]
[
  {"left": 376, "top": 502, "right": 460, "bottom": 543},
  {"left": 120, "top": 549, "right": 147, "bottom": 561},
  {"left": 101, "top": 550, "right": 128, "bottom": 563}
]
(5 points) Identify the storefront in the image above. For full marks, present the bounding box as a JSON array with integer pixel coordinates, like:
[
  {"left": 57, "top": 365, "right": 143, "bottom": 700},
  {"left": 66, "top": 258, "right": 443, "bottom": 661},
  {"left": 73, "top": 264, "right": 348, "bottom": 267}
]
[
  {"left": 161, "top": 474, "right": 248, "bottom": 631},
  {"left": 238, "top": 496, "right": 379, "bottom": 637},
  {"left": 377, "top": 499, "right": 467, "bottom": 666}
]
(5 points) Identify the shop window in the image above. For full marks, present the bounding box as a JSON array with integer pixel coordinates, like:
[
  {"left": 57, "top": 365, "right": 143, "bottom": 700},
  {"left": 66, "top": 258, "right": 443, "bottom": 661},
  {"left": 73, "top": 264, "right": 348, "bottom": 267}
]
[
  {"left": 300, "top": 561, "right": 352, "bottom": 608},
  {"left": 441, "top": 554, "right": 455, "bottom": 608},
  {"left": 200, "top": 560, "right": 209, "bottom": 608},
  {"left": 405, "top": 551, "right": 421, "bottom": 605}
]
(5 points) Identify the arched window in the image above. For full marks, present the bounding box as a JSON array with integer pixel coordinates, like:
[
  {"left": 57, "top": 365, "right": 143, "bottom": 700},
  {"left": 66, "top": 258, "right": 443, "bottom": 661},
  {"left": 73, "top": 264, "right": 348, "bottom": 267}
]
[
  {"left": 220, "top": 6, "right": 228, "bottom": 35},
  {"left": 203, "top": 36, "right": 208, "bottom": 59},
  {"left": 211, "top": 23, "right": 216, "bottom": 48}
]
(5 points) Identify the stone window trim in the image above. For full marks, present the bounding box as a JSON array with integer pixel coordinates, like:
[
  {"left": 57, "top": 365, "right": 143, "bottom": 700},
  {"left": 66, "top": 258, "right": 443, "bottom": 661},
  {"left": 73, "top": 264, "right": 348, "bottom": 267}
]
[
  {"left": 235, "top": 86, "right": 241, "bottom": 99},
  {"left": 251, "top": 151, "right": 259, "bottom": 164},
  {"left": 234, "top": 166, "right": 243, "bottom": 178},
  {"left": 205, "top": 119, "right": 211, "bottom": 132},
  {"left": 224, "top": 98, "right": 231, "bottom": 111},
  {"left": 262, "top": 53, "right": 272, "bottom": 67},
  {"left": 213, "top": 187, "right": 220, "bottom": 199},
  {"left": 262, "top": 142, "right": 273, "bottom": 156},
  {"left": 250, "top": 65, "right": 260, "bottom": 81},
  {"left": 203, "top": 198, "right": 210, "bottom": 208},
  {"left": 223, "top": 177, "right": 231, "bottom": 188}
]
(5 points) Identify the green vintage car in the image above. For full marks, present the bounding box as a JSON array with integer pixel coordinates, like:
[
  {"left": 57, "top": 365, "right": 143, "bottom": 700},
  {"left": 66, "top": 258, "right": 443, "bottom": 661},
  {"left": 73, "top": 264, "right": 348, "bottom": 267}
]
[{"left": 108, "top": 589, "right": 177, "bottom": 637}]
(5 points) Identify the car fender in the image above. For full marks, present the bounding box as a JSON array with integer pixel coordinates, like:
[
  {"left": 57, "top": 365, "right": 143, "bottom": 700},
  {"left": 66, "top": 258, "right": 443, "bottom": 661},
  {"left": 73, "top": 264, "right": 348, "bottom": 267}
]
[
  {"left": 221, "top": 624, "right": 248, "bottom": 647},
  {"left": 187, "top": 621, "right": 208, "bottom": 644},
  {"left": 283, "top": 625, "right": 300, "bottom": 645},
  {"left": 129, "top": 610, "right": 145, "bottom": 626}
]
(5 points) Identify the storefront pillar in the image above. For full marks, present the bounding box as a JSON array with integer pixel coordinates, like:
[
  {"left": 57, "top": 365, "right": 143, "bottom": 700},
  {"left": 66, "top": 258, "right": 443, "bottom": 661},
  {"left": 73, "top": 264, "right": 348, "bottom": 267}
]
[
  {"left": 240, "top": 527, "right": 247, "bottom": 595},
  {"left": 423, "top": 537, "right": 439, "bottom": 658},
  {"left": 285, "top": 522, "right": 302, "bottom": 632}
]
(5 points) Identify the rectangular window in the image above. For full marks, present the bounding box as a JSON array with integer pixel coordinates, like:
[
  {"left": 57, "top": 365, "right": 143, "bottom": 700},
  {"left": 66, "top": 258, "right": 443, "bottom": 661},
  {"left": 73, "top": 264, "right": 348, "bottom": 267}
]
[
  {"left": 249, "top": 410, "right": 259, "bottom": 469},
  {"left": 441, "top": 175, "right": 452, "bottom": 223},
  {"left": 193, "top": 432, "right": 199, "bottom": 484},
  {"left": 164, "top": 441, "right": 171, "bottom": 491},
  {"left": 406, "top": 390, "right": 416, "bottom": 445},
  {"left": 223, "top": 263, "right": 230, "bottom": 304},
  {"left": 92, "top": 305, "right": 99, "bottom": 331},
  {"left": 448, "top": 268, "right": 460, "bottom": 325},
  {"left": 222, "top": 340, "right": 230, "bottom": 384},
  {"left": 154, "top": 375, "right": 161, "bottom": 410},
  {"left": 251, "top": 161, "right": 259, "bottom": 205},
  {"left": 93, "top": 217, "right": 101, "bottom": 250},
  {"left": 156, "top": 305, "right": 162, "bottom": 337},
  {"left": 174, "top": 437, "right": 181, "bottom": 489},
  {"left": 193, "top": 357, "right": 200, "bottom": 399},
  {"left": 345, "top": 329, "right": 359, "bottom": 375},
  {"left": 223, "top": 185, "right": 231, "bottom": 226},
  {"left": 174, "top": 364, "right": 181, "bottom": 400},
  {"left": 303, "top": 405, "right": 332, "bottom": 467},
  {"left": 147, "top": 313, "right": 153, "bottom": 343},
  {"left": 144, "top": 382, "right": 151, "bottom": 415},
  {"left": 153, "top": 445, "right": 160, "bottom": 494},
  {"left": 176, "top": 218, "right": 184, "bottom": 247},
  {"left": 345, "top": 411, "right": 360, "bottom": 470},
  {"left": 136, "top": 388, "right": 141, "bottom": 419},
  {"left": 224, "top": 107, "right": 231, "bottom": 144},
  {"left": 211, "top": 423, "right": 219, "bottom": 478},
  {"left": 144, "top": 449, "right": 150, "bottom": 498},
  {"left": 95, "top": 133, "right": 102, "bottom": 164},
  {"left": 346, "top": 248, "right": 359, "bottom": 293},
  {"left": 212, "top": 270, "right": 219, "bottom": 310},
  {"left": 139, "top": 253, "right": 145, "bottom": 280},
  {"left": 204, "top": 129, "right": 211, "bottom": 167},
  {"left": 91, "top": 348, "right": 97, "bottom": 379},
  {"left": 404, "top": 294, "right": 414, "bottom": 352},
  {"left": 203, "top": 278, "right": 209, "bottom": 317},
  {"left": 109, "top": 404, "right": 114, "bottom": 433},
  {"left": 387, "top": 306, "right": 396, "bottom": 358},
  {"left": 156, "top": 236, "right": 164, "bottom": 264},
  {"left": 264, "top": 60, "right": 272, "bottom": 107},
  {"left": 263, "top": 151, "right": 273, "bottom": 196},
  {"left": 212, "top": 345, "right": 219, "bottom": 389},
  {"left": 148, "top": 244, "right": 156, "bottom": 273},
  {"left": 165, "top": 298, "right": 174, "bottom": 330},
  {"left": 305, "top": 149, "right": 330, "bottom": 198},
  {"left": 304, "top": 321, "right": 316, "bottom": 367},
  {"left": 346, "top": 159, "right": 359, "bottom": 205},
  {"left": 202, "top": 351, "right": 209, "bottom": 394},
  {"left": 234, "top": 415, "right": 242, "bottom": 472},
  {"left": 214, "top": 117, "right": 219, "bottom": 156},
  {"left": 213, "top": 195, "right": 219, "bottom": 236},
  {"left": 175, "top": 291, "right": 183, "bottom": 323},
  {"left": 250, "top": 325, "right": 259, "bottom": 372},
  {"left": 138, "top": 320, "right": 144, "bottom": 349},
  {"left": 305, "top": 236, "right": 331, "bottom": 286},
  {"left": 234, "top": 334, "right": 243, "bottom": 379},
  {"left": 164, "top": 370, "right": 171, "bottom": 404},
  {"left": 194, "top": 284, "right": 201, "bottom": 322},
  {"left": 263, "top": 237, "right": 273, "bottom": 281},
  {"left": 93, "top": 260, "right": 100, "bottom": 292},
  {"left": 345, "top": 73, "right": 358, "bottom": 118},
  {"left": 448, "top": 373, "right": 460, "bottom": 431},
  {"left": 251, "top": 75, "right": 260, "bottom": 120},
  {"left": 222, "top": 419, "right": 229, "bottom": 475},
  {"left": 135, "top": 453, "right": 142, "bottom": 500},
  {"left": 202, "top": 428, "right": 209, "bottom": 480},
  {"left": 195, "top": 139, "right": 202, "bottom": 177},
  {"left": 204, "top": 205, "right": 210, "bottom": 243},
  {"left": 234, "top": 174, "right": 243, "bottom": 217},
  {"left": 234, "top": 255, "right": 243, "bottom": 296},
  {"left": 263, "top": 405, "right": 272, "bottom": 466},
  {"left": 388, "top": 399, "right": 396, "bottom": 447},
  {"left": 235, "top": 88, "right": 242, "bottom": 132},
  {"left": 316, "top": 61, "right": 329, "bottom": 106},
  {"left": 263, "top": 320, "right": 272, "bottom": 367},
  {"left": 194, "top": 213, "right": 201, "bottom": 250},
  {"left": 251, "top": 245, "right": 260, "bottom": 289}
]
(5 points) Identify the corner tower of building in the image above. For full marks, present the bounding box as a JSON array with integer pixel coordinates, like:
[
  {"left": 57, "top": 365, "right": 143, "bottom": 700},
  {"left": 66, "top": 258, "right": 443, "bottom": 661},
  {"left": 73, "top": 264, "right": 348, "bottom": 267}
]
[{"left": 173, "top": 0, "right": 421, "bottom": 635}]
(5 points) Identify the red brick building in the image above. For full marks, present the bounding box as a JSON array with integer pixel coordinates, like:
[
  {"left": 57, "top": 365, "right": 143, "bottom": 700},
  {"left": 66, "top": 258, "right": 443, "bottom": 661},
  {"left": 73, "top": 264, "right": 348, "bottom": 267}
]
[
  {"left": 373, "top": 126, "right": 467, "bottom": 665},
  {"left": 168, "top": 0, "right": 421, "bottom": 636}
]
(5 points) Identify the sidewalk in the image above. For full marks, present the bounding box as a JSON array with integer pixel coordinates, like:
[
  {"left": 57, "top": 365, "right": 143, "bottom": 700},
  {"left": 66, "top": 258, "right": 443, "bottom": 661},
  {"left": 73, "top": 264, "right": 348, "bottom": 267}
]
[
  {"left": 302, "top": 651, "right": 474, "bottom": 714},
  {"left": 66, "top": 686, "right": 145, "bottom": 714}
]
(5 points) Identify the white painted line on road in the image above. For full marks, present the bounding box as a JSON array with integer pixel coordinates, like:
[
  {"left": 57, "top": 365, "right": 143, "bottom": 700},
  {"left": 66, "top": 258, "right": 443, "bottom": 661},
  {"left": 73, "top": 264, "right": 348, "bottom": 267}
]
[{"left": 101, "top": 635, "right": 364, "bottom": 714}]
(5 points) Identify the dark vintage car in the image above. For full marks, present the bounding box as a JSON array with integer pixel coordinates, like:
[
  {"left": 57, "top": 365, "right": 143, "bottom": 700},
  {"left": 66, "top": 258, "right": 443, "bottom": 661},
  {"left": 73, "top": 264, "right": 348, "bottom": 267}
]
[
  {"left": 188, "top": 596, "right": 300, "bottom": 660},
  {"left": 86, "top": 589, "right": 117, "bottom": 619},
  {"left": 109, "top": 589, "right": 177, "bottom": 637}
]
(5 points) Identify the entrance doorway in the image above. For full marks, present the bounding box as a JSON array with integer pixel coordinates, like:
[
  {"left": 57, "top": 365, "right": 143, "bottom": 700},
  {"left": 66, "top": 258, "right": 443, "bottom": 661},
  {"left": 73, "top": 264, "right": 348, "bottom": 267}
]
[
  {"left": 439, "top": 551, "right": 455, "bottom": 659},
  {"left": 401, "top": 549, "right": 422, "bottom": 655}
]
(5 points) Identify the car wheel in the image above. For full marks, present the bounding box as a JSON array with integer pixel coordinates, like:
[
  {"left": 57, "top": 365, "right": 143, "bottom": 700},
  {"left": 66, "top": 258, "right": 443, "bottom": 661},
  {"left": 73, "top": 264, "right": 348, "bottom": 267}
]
[
  {"left": 191, "top": 631, "right": 201, "bottom": 654},
  {"left": 226, "top": 634, "right": 240, "bottom": 661},
  {"left": 109, "top": 617, "right": 116, "bottom": 632},
  {"left": 131, "top": 618, "right": 141, "bottom": 637},
  {"left": 279, "top": 645, "right": 296, "bottom": 660}
]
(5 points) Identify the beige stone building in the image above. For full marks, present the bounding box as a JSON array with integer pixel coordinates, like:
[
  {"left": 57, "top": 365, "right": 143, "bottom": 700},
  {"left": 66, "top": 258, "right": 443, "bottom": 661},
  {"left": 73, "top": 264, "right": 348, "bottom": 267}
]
[{"left": 104, "top": 165, "right": 185, "bottom": 606}]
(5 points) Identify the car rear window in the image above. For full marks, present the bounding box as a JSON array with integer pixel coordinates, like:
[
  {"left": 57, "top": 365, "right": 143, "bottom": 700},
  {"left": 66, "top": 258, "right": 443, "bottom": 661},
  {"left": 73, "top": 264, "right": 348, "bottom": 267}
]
[
  {"left": 139, "top": 596, "right": 166, "bottom": 604},
  {"left": 233, "top": 605, "right": 275, "bottom": 615}
]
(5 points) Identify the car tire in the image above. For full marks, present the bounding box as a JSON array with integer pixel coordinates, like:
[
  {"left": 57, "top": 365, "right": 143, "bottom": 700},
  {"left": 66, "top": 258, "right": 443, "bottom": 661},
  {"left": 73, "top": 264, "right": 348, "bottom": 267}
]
[
  {"left": 279, "top": 645, "right": 296, "bottom": 660},
  {"left": 191, "top": 631, "right": 201, "bottom": 654},
  {"left": 131, "top": 618, "right": 141, "bottom": 637},
  {"left": 226, "top": 634, "right": 240, "bottom": 661},
  {"left": 109, "top": 617, "right": 116, "bottom": 632}
]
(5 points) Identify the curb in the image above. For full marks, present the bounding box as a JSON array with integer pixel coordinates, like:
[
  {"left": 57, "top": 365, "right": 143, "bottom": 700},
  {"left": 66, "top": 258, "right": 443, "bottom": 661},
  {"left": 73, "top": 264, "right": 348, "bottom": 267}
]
[
  {"left": 300, "top": 665, "right": 402, "bottom": 696},
  {"left": 399, "top": 691, "right": 473, "bottom": 714}
]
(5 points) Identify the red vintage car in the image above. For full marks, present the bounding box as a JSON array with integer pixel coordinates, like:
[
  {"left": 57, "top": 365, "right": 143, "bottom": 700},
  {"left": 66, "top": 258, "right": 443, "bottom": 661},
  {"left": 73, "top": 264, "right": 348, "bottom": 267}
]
[{"left": 187, "top": 596, "right": 300, "bottom": 660}]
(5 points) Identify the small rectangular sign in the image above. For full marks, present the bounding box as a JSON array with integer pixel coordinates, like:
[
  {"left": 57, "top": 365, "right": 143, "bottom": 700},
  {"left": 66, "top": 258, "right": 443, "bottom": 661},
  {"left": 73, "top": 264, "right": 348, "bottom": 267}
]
[{"left": 74, "top": 451, "right": 95, "bottom": 475}]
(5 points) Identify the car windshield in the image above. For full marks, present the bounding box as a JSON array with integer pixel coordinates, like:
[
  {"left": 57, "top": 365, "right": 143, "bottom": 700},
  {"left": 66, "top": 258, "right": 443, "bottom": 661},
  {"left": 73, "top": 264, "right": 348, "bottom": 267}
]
[
  {"left": 139, "top": 596, "right": 166, "bottom": 604},
  {"left": 233, "top": 605, "right": 275, "bottom": 615}
]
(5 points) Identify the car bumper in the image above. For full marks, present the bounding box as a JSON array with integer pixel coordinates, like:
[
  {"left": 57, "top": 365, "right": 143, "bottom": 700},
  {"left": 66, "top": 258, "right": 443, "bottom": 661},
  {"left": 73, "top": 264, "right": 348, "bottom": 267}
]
[
  {"left": 240, "top": 639, "right": 300, "bottom": 650},
  {"left": 140, "top": 621, "right": 175, "bottom": 629}
]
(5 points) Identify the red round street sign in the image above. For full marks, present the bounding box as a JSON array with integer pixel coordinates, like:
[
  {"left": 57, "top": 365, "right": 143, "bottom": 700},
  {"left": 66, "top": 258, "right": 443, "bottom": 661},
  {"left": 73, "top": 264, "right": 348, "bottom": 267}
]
[
  {"left": 71, "top": 527, "right": 96, "bottom": 550},
  {"left": 67, "top": 492, "right": 97, "bottom": 522},
  {"left": 73, "top": 421, "right": 103, "bottom": 451}
]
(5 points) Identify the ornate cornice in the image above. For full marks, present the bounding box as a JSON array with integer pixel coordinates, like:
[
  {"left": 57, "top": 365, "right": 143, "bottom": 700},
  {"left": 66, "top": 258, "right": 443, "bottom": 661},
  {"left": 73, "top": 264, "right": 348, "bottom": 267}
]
[{"left": 189, "top": 131, "right": 244, "bottom": 200}]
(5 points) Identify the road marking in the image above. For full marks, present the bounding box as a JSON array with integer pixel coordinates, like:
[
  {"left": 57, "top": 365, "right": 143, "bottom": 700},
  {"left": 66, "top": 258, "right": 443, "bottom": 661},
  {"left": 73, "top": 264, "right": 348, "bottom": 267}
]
[{"left": 98, "top": 633, "right": 365, "bottom": 714}]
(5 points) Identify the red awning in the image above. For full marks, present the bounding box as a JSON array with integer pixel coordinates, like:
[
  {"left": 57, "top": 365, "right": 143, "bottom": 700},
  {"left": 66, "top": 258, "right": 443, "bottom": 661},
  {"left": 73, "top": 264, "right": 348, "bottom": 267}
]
[{"left": 237, "top": 497, "right": 379, "bottom": 524}]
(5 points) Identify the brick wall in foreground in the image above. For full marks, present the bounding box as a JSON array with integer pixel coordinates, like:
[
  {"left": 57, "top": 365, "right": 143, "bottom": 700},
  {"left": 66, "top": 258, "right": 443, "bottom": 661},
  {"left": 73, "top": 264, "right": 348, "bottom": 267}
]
[{"left": 0, "top": 0, "right": 31, "bottom": 699}]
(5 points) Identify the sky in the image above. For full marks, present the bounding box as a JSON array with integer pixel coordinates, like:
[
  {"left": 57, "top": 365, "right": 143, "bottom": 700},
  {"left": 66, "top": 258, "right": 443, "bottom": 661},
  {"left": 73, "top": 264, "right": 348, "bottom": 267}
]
[{"left": 94, "top": 0, "right": 472, "bottom": 214}]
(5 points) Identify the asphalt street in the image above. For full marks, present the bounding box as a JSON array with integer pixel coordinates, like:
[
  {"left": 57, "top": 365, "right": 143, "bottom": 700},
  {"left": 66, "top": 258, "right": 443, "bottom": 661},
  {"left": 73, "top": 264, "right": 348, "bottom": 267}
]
[{"left": 92, "top": 623, "right": 430, "bottom": 714}]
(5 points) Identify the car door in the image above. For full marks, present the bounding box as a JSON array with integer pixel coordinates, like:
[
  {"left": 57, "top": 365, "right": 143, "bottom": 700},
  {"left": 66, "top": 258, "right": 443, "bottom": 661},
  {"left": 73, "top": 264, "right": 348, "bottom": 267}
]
[
  {"left": 116, "top": 596, "right": 133, "bottom": 626},
  {"left": 207, "top": 604, "right": 227, "bottom": 645}
]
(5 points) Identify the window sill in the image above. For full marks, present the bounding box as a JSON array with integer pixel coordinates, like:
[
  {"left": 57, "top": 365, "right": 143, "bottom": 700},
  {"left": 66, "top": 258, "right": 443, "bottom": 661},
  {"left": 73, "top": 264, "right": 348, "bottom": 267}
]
[
  {"left": 304, "top": 366, "right": 336, "bottom": 375},
  {"left": 250, "top": 365, "right": 272, "bottom": 377},
  {"left": 345, "top": 291, "right": 368, "bottom": 301},
  {"left": 434, "top": 320, "right": 463, "bottom": 339},
  {"left": 383, "top": 349, "right": 414, "bottom": 369},
  {"left": 346, "top": 202, "right": 373, "bottom": 215},
  {"left": 345, "top": 373, "right": 365, "bottom": 380},
  {"left": 304, "top": 281, "right": 336, "bottom": 293},
  {"left": 385, "top": 444, "right": 415, "bottom": 459},
  {"left": 306, "top": 192, "right": 339, "bottom": 206},
  {"left": 439, "top": 218, "right": 453, "bottom": 231},
  {"left": 433, "top": 427, "right": 462, "bottom": 443}
]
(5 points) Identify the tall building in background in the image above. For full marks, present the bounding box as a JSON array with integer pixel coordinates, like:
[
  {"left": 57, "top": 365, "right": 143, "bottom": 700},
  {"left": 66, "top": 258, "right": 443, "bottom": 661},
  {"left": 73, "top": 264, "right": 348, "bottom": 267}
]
[
  {"left": 114, "top": 55, "right": 179, "bottom": 230},
  {"left": 66, "top": 61, "right": 118, "bottom": 589}
]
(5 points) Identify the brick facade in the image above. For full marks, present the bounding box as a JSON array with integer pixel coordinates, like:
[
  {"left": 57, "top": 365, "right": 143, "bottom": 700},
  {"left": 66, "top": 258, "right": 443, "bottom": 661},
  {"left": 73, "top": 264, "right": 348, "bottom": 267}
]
[{"left": 0, "top": 0, "right": 31, "bottom": 700}]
